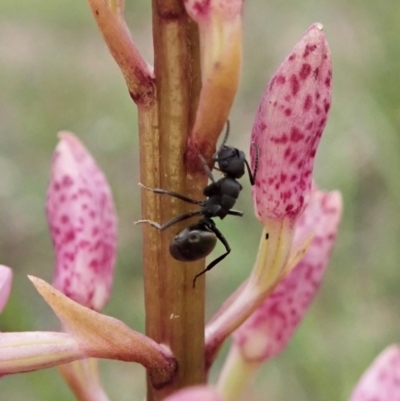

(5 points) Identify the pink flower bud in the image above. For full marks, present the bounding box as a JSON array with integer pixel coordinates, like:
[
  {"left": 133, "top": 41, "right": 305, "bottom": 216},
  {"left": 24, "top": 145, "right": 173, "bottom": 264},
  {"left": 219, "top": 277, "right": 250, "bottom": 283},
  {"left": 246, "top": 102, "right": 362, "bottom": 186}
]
[
  {"left": 46, "top": 133, "right": 117, "bottom": 311},
  {"left": 251, "top": 23, "right": 332, "bottom": 224},
  {"left": 0, "top": 265, "right": 12, "bottom": 314},
  {"left": 232, "top": 188, "right": 342, "bottom": 362},
  {"left": 349, "top": 345, "right": 400, "bottom": 401},
  {"left": 164, "top": 386, "right": 223, "bottom": 401}
]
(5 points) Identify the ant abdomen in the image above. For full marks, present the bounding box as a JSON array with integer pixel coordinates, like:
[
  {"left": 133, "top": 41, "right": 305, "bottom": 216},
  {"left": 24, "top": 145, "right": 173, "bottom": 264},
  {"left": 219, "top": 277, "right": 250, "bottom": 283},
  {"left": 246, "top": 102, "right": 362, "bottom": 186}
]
[{"left": 170, "top": 223, "right": 217, "bottom": 262}]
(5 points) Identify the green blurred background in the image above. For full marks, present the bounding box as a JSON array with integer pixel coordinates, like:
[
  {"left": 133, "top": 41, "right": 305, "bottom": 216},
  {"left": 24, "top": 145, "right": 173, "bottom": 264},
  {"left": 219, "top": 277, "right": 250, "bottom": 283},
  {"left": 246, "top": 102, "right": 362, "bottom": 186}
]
[{"left": 1, "top": 0, "right": 400, "bottom": 400}]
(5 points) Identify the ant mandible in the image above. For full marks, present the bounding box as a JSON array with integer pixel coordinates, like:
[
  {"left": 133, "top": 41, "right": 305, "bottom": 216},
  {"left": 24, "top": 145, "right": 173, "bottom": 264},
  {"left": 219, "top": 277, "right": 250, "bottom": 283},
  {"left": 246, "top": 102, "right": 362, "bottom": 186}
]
[{"left": 136, "top": 120, "right": 259, "bottom": 287}]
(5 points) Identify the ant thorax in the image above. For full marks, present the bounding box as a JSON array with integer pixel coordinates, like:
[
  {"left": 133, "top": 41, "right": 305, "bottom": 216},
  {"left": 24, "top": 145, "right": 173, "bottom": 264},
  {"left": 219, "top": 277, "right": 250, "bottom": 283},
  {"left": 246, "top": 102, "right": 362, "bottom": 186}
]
[{"left": 202, "top": 178, "right": 243, "bottom": 220}]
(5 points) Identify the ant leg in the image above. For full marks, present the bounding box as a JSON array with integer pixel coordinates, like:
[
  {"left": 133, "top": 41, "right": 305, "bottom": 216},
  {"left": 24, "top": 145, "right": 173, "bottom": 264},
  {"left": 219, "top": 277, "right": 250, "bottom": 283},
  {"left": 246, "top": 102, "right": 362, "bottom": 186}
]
[
  {"left": 198, "top": 153, "right": 216, "bottom": 183},
  {"left": 192, "top": 224, "right": 231, "bottom": 288},
  {"left": 135, "top": 209, "right": 204, "bottom": 231},
  {"left": 139, "top": 183, "right": 202, "bottom": 205},
  {"left": 245, "top": 142, "right": 260, "bottom": 185},
  {"left": 244, "top": 159, "right": 255, "bottom": 185},
  {"left": 227, "top": 209, "right": 244, "bottom": 217},
  {"left": 198, "top": 119, "right": 230, "bottom": 181}
]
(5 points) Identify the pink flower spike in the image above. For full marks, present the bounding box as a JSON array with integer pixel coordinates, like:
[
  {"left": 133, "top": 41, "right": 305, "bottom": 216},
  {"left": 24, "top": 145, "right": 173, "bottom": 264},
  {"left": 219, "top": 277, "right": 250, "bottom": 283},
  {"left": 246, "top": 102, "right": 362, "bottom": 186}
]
[
  {"left": 0, "top": 266, "right": 12, "bottom": 313},
  {"left": 251, "top": 23, "right": 332, "bottom": 225},
  {"left": 46, "top": 132, "right": 117, "bottom": 311},
  {"left": 164, "top": 386, "right": 224, "bottom": 401},
  {"left": 231, "top": 189, "right": 342, "bottom": 363},
  {"left": 349, "top": 345, "right": 400, "bottom": 401}
]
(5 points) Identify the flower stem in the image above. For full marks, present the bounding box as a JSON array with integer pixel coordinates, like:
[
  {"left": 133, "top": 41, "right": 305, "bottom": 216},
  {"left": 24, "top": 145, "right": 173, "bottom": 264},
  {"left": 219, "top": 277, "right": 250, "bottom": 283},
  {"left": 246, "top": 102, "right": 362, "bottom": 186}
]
[
  {"left": 58, "top": 359, "right": 111, "bottom": 401},
  {"left": 217, "top": 346, "right": 259, "bottom": 401},
  {"left": 140, "top": 1, "right": 206, "bottom": 400}
]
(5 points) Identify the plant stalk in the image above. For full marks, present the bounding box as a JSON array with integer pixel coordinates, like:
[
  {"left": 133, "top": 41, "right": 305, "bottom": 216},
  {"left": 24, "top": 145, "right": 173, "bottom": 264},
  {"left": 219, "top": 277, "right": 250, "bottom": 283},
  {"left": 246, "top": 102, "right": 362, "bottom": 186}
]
[{"left": 139, "top": 1, "right": 206, "bottom": 400}]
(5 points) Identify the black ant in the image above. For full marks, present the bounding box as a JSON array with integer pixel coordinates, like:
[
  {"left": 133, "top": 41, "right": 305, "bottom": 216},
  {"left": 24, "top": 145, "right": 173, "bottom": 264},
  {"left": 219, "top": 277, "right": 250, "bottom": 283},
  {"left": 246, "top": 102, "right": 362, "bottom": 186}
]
[{"left": 136, "top": 121, "right": 259, "bottom": 287}]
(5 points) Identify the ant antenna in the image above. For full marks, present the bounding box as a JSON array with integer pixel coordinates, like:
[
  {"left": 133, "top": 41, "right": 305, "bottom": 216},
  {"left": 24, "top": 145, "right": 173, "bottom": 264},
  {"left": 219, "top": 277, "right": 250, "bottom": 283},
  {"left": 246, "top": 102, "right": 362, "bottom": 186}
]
[{"left": 214, "top": 120, "right": 231, "bottom": 158}]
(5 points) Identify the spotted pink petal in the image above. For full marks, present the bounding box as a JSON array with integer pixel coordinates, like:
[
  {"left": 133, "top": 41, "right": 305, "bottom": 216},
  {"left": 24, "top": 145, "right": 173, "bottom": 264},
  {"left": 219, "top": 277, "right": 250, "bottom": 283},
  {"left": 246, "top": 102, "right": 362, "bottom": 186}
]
[
  {"left": 46, "top": 132, "right": 117, "bottom": 311},
  {"left": 0, "top": 265, "right": 12, "bottom": 314},
  {"left": 232, "top": 188, "right": 342, "bottom": 362},
  {"left": 163, "top": 386, "right": 224, "bottom": 401},
  {"left": 251, "top": 23, "right": 332, "bottom": 224},
  {"left": 349, "top": 345, "right": 400, "bottom": 401}
]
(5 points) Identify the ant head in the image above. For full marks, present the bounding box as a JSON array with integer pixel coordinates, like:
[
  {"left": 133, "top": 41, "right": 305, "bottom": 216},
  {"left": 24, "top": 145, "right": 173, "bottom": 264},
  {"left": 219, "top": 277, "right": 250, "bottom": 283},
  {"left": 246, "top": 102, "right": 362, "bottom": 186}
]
[
  {"left": 169, "top": 223, "right": 217, "bottom": 262},
  {"left": 215, "top": 146, "right": 246, "bottom": 179}
]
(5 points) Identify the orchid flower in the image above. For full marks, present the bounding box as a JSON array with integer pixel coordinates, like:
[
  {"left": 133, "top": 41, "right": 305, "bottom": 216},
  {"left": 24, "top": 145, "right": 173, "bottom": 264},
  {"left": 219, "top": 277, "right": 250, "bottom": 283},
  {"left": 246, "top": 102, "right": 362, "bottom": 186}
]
[
  {"left": 45, "top": 131, "right": 117, "bottom": 400},
  {"left": 0, "top": 134, "right": 177, "bottom": 395},
  {"left": 217, "top": 187, "right": 342, "bottom": 400},
  {"left": 349, "top": 345, "right": 400, "bottom": 401},
  {"left": 46, "top": 132, "right": 117, "bottom": 312},
  {"left": 249, "top": 22, "right": 332, "bottom": 291},
  {"left": 205, "top": 23, "right": 333, "bottom": 365}
]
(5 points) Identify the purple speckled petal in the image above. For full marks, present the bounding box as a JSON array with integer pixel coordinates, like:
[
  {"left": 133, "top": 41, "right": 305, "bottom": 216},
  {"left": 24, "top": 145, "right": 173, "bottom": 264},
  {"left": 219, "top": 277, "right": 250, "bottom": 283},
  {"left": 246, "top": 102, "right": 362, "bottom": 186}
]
[
  {"left": 349, "top": 345, "right": 400, "bottom": 401},
  {"left": 46, "top": 132, "right": 117, "bottom": 311},
  {"left": 0, "top": 266, "right": 12, "bottom": 314},
  {"left": 164, "top": 386, "right": 223, "bottom": 401},
  {"left": 232, "top": 188, "right": 342, "bottom": 362},
  {"left": 251, "top": 23, "right": 332, "bottom": 224}
]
